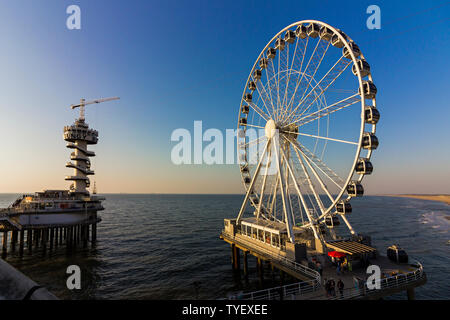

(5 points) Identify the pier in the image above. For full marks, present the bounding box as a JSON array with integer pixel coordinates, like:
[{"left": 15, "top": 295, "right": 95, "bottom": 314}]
[
  {"left": 0, "top": 217, "right": 100, "bottom": 258},
  {"left": 221, "top": 218, "right": 426, "bottom": 300}
]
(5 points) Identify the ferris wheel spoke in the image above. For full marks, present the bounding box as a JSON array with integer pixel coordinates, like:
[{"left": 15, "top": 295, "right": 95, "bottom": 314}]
[
  {"left": 240, "top": 135, "right": 266, "bottom": 148},
  {"left": 285, "top": 131, "right": 359, "bottom": 146},
  {"left": 289, "top": 138, "right": 336, "bottom": 217},
  {"left": 287, "top": 56, "right": 352, "bottom": 123},
  {"left": 283, "top": 40, "right": 331, "bottom": 123},
  {"left": 252, "top": 76, "right": 275, "bottom": 119},
  {"left": 281, "top": 36, "right": 301, "bottom": 116},
  {"left": 288, "top": 138, "right": 345, "bottom": 189},
  {"left": 248, "top": 102, "right": 270, "bottom": 121},
  {"left": 285, "top": 136, "right": 326, "bottom": 216},
  {"left": 285, "top": 37, "right": 317, "bottom": 117},
  {"left": 263, "top": 54, "right": 278, "bottom": 119},
  {"left": 243, "top": 123, "right": 265, "bottom": 129},
  {"left": 289, "top": 93, "right": 360, "bottom": 127},
  {"left": 285, "top": 39, "right": 329, "bottom": 121}
]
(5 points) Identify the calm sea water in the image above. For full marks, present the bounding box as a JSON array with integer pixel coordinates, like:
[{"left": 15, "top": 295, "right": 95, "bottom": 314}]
[{"left": 0, "top": 194, "right": 448, "bottom": 300}]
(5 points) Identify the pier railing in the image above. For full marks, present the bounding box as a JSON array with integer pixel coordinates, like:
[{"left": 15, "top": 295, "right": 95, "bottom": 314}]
[
  {"left": 229, "top": 259, "right": 425, "bottom": 300},
  {"left": 222, "top": 230, "right": 322, "bottom": 300},
  {"left": 222, "top": 230, "right": 321, "bottom": 281},
  {"left": 326, "top": 260, "right": 425, "bottom": 300}
]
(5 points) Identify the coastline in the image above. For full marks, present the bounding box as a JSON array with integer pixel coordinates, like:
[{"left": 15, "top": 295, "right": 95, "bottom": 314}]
[{"left": 383, "top": 194, "right": 450, "bottom": 205}]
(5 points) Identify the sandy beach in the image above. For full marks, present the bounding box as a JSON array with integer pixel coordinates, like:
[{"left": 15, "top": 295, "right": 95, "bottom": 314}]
[{"left": 385, "top": 194, "right": 450, "bottom": 205}]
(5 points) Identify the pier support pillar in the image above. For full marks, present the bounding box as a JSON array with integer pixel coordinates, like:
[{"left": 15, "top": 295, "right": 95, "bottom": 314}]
[
  {"left": 19, "top": 230, "right": 24, "bottom": 256},
  {"left": 83, "top": 225, "right": 88, "bottom": 248},
  {"left": 54, "top": 228, "right": 58, "bottom": 248},
  {"left": 27, "top": 229, "right": 33, "bottom": 254},
  {"left": 407, "top": 288, "right": 415, "bottom": 300},
  {"left": 2, "top": 231, "right": 8, "bottom": 258},
  {"left": 49, "top": 228, "right": 54, "bottom": 251},
  {"left": 42, "top": 229, "right": 48, "bottom": 255},
  {"left": 257, "top": 258, "right": 264, "bottom": 279},
  {"left": 11, "top": 230, "right": 18, "bottom": 252},
  {"left": 243, "top": 251, "right": 248, "bottom": 277},
  {"left": 92, "top": 223, "right": 97, "bottom": 245},
  {"left": 231, "top": 244, "right": 240, "bottom": 271}
]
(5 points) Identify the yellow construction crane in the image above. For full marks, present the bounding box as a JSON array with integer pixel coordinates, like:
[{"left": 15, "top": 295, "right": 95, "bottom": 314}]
[{"left": 70, "top": 97, "right": 120, "bottom": 120}]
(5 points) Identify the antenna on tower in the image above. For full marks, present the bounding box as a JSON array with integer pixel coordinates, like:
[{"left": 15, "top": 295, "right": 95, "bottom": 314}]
[{"left": 70, "top": 97, "right": 120, "bottom": 121}]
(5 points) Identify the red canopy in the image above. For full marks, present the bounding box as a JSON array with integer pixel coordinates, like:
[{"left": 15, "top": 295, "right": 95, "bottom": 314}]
[{"left": 328, "top": 251, "right": 346, "bottom": 258}]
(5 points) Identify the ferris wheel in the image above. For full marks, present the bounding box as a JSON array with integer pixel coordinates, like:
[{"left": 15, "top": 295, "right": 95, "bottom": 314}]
[{"left": 235, "top": 20, "right": 380, "bottom": 243}]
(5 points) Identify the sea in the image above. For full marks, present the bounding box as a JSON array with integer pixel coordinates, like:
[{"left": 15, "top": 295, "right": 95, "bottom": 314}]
[{"left": 0, "top": 194, "right": 448, "bottom": 300}]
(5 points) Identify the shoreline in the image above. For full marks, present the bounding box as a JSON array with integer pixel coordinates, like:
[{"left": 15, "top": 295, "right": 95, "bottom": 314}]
[{"left": 382, "top": 194, "right": 450, "bottom": 205}]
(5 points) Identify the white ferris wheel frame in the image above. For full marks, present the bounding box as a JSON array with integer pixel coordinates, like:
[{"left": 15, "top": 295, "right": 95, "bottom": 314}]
[{"left": 235, "top": 20, "right": 378, "bottom": 240}]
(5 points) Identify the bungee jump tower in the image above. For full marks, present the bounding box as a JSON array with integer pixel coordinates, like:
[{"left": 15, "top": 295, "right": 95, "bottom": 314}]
[{"left": 0, "top": 97, "right": 119, "bottom": 258}]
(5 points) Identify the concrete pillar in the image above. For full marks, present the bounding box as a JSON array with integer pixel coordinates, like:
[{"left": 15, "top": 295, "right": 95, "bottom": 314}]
[
  {"left": 2, "top": 231, "right": 8, "bottom": 258},
  {"left": 407, "top": 288, "right": 415, "bottom": 300},
  {"left": 19, "top": 230, "right": 24, "bottom": 256}
]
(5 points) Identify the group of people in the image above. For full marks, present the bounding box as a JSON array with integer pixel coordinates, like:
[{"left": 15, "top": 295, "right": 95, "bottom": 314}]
[
  {"left": 332, "top": 257, "right": 352, "bottom": 275},
  {"left": 324, "top": 278, "right": 345, "bottom": 298}
]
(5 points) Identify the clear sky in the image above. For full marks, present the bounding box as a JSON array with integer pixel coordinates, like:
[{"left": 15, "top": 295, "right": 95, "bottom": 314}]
[{"left": 0, "top": 0, "right": 449, "bottom": 194}]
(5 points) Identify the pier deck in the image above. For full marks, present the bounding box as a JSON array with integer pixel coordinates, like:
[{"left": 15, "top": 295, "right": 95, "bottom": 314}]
[{"left": 221, "top": 228, "right": 426, "bottom": 300}]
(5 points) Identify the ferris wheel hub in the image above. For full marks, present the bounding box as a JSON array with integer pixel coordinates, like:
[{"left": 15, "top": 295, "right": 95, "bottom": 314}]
[{"left": 265, "top": 119, "right": 278, "bottom": 138}]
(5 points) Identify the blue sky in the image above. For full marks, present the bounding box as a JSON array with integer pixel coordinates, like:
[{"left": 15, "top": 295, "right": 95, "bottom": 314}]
[{"left": 0, "top": 0, "right": 449, "bottom": 194}]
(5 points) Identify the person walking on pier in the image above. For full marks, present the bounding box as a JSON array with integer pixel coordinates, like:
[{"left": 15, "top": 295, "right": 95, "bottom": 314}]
[{"left": 337, "top": 279, "right": 345, "bottom": 298}]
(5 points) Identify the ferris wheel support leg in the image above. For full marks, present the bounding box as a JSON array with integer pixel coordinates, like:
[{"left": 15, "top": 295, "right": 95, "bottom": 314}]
[
  {"left": 256, "top": 141, "right": 271, "bottom": 220},
  {"left": 282, "top": 147, "right": 320, "bottom": 241},
  {"left": 274, "top": 140, "right": 295, "bottom": 243},
  {"left": 341, "top": 214, "right": 356, "bottom": 235},
  {"left": 236, "top": 140, "right": 270, "bottom": 224}
]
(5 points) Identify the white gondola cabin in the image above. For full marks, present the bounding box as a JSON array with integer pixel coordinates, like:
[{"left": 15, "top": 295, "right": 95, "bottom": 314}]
[
  {"left": 275, "top": 38, "right": 285, "bottom": 51},
  {"left": 267, "top": 47, "right": 276, "bottom": 59},
  {"left": 241, "top": 105, "right": 249, "bottom": 114},
  {"left": 343, "top": 42, "right": 361, "bottom": 59},
  {"left": 295, "top": 24, "right": 307, "bottom": 39},
  {"left": 362, "top": 132, "right": 379, "bottom": 150},
  {"left": 248, "top": 81, "right": 256, "bottom": 91},
  {"left": 325, "top": 215, "right": 340, "bottom": 228},
  {"left": 331, "top": 30, "right": 346, "bottom": 48},
  {"left": 352, "top": 59, "right": 371, "bottom": 77},
  {"left": 239, "top": 117, "right": 247, "bottom": 126},
  {"left": 259, "top": 58, "right": 268, "bottom": 70},
  {"left": 355, "top": 158, "right": 373, "bottom": 175},
  {"left": 336, "top": 200, "right": 352, "bottom": 214},
  {"left": 307, "top": 23, "right": 319, "bottom": 38},
  {"left": 284, "top": 30, "right": 296, "bottom": 43},
  {"left": 359, "top": 81, "right": 377, "bottom": 99},
  {"left": 319, "top": 26, "right": 333, "bottom": 41},
  {"left": 244, "top": 93, "right": 252, "bottom": 103},
  {"left": 253, "top": 69, "right": 262, "bottom": 80},
  {"left": 364, "top": 106, "right": 380, "bottom": 124},
  {"left": 244, "top": 177, "right": 251, "bottom": 184},
  {"left": 347, "top": 181, "right": 364, "bottom": 197}
]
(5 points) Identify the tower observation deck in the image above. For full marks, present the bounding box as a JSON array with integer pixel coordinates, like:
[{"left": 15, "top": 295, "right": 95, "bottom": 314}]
[{"left": 64, "top": 119, "right": 98, "bottom": 194}]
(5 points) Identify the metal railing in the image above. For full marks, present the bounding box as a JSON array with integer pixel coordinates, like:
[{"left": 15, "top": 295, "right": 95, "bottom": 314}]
[
  {"left": 222, "top": 230, "right": 322, "bottom": 300},
  {"left": 326, "top": 261, "right": 425, "bottom": 300}
]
